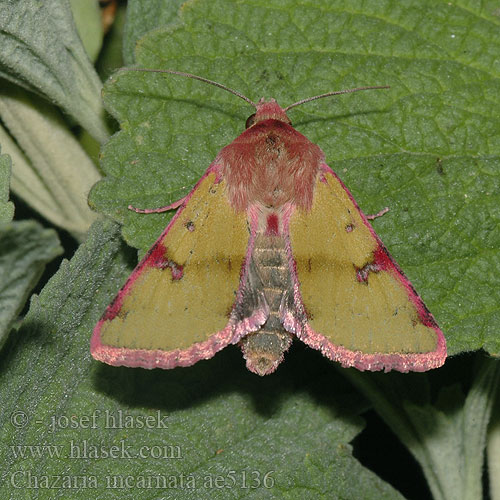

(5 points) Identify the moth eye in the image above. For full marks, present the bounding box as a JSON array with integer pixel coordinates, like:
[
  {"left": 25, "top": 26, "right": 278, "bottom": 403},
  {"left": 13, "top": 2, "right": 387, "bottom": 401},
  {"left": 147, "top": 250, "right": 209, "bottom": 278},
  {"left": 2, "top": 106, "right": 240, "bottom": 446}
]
[{"left": 245, "top": 113, "right": 256, "bottom": 128}]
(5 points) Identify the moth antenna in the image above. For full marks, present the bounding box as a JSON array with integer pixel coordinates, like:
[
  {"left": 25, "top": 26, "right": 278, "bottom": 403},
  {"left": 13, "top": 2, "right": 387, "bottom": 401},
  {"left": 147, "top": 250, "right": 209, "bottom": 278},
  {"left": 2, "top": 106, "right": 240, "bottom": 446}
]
[
  {"left": 118, "top": 67, "right": 258, "bottom": 109},
  {"left": 284, "top": 85, "right": 390, "bottom": 112}
]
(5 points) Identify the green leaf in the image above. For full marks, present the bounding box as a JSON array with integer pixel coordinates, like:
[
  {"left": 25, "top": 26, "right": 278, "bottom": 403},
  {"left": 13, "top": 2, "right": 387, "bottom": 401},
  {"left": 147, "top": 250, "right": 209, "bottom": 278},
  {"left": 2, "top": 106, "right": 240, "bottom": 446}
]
[
  {"left": 344, "top": 359, "right": 500, "bottom": 500},
  {"left": 488, "top": 392, "right": 500, "bottom": 500},
  {"left": 0, "top": 0, "right": 108, "bottom": 142},
  {"left": 0, "top": 220, "right": 62, "bottom": 349},
  {"left": 96, "top": 3, "right": 126, "bottom": 81},
  {"left": 0, "top": 219, "right": 404, "bottom": 499},
  {"left": 0, "top": 148, "right": 14, "bottom": 223},
  {"left": 90, "top": 0, "right": 500, "bottom": 358},
  {"left": 0, "top": 84, "right": 100, "bottom": 239},
  {"left": 123, "top": 0, "right": 185, "bottom": 65},
  {"left": 69, "top": 0, "right": 103, "bottom": 63}
]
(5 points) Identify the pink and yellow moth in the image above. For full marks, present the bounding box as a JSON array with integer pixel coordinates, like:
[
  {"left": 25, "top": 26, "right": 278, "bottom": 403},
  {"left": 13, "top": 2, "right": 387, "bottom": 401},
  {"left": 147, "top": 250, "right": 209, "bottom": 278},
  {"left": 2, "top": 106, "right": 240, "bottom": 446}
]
[{"left": 91, "top": 70, "right": 446, "bottom": 376}]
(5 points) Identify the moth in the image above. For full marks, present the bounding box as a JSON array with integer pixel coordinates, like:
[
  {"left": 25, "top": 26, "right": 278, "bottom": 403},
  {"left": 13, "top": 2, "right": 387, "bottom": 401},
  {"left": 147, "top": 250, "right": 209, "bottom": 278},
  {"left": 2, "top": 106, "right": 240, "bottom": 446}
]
[{"left": 91, "top": 70, "right": 446, "bottom": 375}]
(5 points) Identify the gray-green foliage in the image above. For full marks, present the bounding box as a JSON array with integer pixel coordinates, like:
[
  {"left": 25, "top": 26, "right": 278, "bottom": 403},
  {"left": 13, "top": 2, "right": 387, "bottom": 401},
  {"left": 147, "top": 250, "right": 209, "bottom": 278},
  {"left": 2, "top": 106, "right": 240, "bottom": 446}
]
[
  {"left": 0, "top": 221, "right": 62, "bottom": 349},
  {"left": 0, "top": 220, "right": 405, "bottom": 499},
  {"left": 0, "top": 151, "right": 14, "bottom": 223},
  {"left": 1, "top": 1, "right": 499, "bottom": 499},
  {"left": 0, "top": 0, "right": 108, "bottom": 141},
  {"left": 0, "top": 0, "right": 106, "bottom": 238},
  {"left": 0, "top": 149, "right": 62, "bottom": 349}
]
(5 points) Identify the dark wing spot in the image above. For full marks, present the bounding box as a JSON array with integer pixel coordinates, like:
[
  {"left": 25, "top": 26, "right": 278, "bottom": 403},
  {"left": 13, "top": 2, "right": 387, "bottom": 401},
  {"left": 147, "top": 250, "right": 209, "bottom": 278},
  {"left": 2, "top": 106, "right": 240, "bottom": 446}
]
[
  {"left": 436, "top": 157, "right": 445, "bottom": 175},
  {"left": 355, "top": 262, "right": 381, "bottom": 284}
]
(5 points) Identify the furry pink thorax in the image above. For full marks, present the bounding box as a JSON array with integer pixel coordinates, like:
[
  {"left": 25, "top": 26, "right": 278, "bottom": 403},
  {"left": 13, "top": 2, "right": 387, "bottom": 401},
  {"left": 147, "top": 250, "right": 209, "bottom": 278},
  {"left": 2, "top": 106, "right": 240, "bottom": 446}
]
[{"left": 218, "top": 99, "right": 324, "bottom": 212}]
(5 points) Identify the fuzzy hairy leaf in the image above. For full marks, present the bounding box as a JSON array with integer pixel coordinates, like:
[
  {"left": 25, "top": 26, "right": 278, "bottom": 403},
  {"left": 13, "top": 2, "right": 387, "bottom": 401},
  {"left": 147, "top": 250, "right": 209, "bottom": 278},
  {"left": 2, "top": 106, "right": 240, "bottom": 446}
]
[
  {"left": 0, "top": 219, "right": 403, "bottom": 499},
  {"left": 0, "top": 149, "right": 14, "bottom": 223},
  {"left": 344, "top": 359, "right": 500, "bottom": 500},
  {"left": 0, "top": 0, "right": 108, "bottom": 142},
  {"left": 2, "top": 1, "right": 498, "bottom": 498},
  {"left": 0, "top": 220, "right": 62, "bottom": 349},
  {"left": 0, "top": 85, "right": 100, "bottom": 239},
  {"left": 123, "top": 0, "right": 184, "bottom": 65},
  {"left": 69, "top": 0, "right": 103, "bottom": 63}
]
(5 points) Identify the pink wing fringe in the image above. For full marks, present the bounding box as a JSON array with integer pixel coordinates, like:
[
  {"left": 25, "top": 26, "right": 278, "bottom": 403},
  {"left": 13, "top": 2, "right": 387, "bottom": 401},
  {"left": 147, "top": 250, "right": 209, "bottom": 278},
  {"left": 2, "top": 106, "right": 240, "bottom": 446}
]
[{"left": 91, "top": 323, "right": 235, "bottom": 369}]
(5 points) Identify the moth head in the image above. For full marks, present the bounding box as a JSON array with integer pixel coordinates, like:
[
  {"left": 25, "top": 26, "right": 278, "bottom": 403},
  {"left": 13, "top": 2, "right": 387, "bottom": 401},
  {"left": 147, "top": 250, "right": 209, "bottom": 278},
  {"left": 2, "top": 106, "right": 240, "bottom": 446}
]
[{"left": 246, "top": 98, "right": 291, "bottom": 128}]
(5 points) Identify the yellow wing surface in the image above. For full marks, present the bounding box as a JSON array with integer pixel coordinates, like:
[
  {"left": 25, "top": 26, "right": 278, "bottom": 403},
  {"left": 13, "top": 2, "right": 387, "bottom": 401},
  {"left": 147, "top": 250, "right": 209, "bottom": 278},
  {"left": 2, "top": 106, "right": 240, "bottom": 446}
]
[
  {"left": 288, "top": 168, "right": 446, "bottom": 371},
  {"left": 91, "top": 171, "right": 249, "bottom": 368}
]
